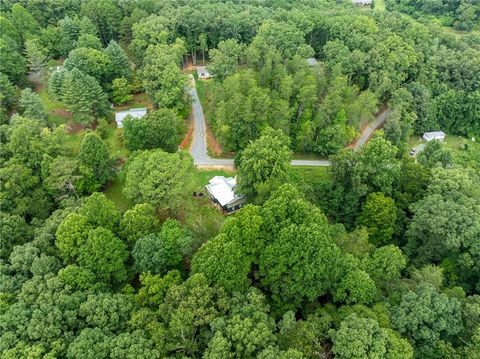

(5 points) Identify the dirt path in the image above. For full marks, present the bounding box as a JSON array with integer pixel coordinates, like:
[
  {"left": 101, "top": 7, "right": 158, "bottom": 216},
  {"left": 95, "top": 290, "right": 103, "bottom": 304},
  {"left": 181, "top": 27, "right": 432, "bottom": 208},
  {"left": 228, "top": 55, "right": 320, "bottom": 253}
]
[{"left": 353, "top": 108, "right": 390, "bottom": 150}]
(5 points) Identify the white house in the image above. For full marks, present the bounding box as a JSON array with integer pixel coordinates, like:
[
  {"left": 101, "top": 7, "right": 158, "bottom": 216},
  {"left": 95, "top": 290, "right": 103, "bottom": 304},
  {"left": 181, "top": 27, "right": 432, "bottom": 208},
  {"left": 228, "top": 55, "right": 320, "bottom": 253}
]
[
  {"left": 205, "top": 176, "right": 245, "bottom": 214},
  {"left": 423, "top": 131, "right": 446, "bottom": 142},
  {"left": 352, "top": 0, "right": 372, "bottom": 5},
  {"left": 115, "top": 108, "right": 147, "bottom": 128},
  {"left": 196, "top": 66, "right": 211, "bottom": 79},
  {"left": 306, "top": 57, "right": 318, "bottom": 66}
]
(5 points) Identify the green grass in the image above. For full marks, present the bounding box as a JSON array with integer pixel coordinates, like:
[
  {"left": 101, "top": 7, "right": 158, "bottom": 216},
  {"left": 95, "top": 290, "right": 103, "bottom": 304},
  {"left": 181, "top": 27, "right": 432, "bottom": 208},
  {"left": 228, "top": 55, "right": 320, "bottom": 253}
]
[
  {"left": 292, "top": 152, "right": 328, "bottom": 161},
  {"left": 63, "top": 131, "right": 85, "bottom": 155},
  {"left": 374, "top": 0, "right": 385, "bottom": 11},
  {"left": 38, "top": 88, "right": 71, "bottom": 127},
  {"left": 104, "top": 173, "right": 134, "bottom": 213},
  {"left": 38, "top": 88, "right": 66, "bottom": 112},
  {"left": 408, "top": 134, "right": 480, "bottom": 171},
  {"left": 182, "top": 169, "right": 234, "bottom": 241},
  {"left": 289, "top": 166, "right": 332, "bottom": 184},
  {"left": 289, "top": 166, "right": 332, "bottom": 202},
  {"left": 113, "top": 93, "right": 153, "bottom": 111},
  {"left": 102, "top": 122, "right": 129, "bottom": 159},
  {"left": 196, "top": 169, "right": 236, "bottom": 187},
  {"left": 195, "top": 79, "right": 215, "bottom": 122}
]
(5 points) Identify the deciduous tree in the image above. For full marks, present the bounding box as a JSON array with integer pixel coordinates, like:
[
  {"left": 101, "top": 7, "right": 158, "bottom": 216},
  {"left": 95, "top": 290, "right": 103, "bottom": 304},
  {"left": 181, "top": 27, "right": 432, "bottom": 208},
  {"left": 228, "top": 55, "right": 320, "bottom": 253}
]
[
  {"left": 237, "top": 128, "right": 291, "bottom": 201},
  {"left": 123, "top": 108, "right": 182, "bottom": 152},
  {"left": 123, "top": 149, "right": 195, "bottom": 211}
]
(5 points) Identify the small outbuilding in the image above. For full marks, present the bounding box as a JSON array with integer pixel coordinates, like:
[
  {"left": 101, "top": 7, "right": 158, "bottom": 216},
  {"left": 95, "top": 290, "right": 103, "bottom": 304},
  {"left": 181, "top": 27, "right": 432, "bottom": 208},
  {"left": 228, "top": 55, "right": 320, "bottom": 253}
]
[
  {"left": 352, "top": 0, "right": 372, "bottom": 5},
  {"left": 306, "top": 57, "right": 318, "bottom": 66},
  {"left": 423, "top": 131, "right": 446, "bottom": 142},
  {"left": 196, "top": 66, "right": 211, "bottom": 79},
  {"left": 205, "top": 176, "right": 245, "bottom": 214},
  {"left": 115, "top": 108, "right": 147, "bottom": 128}
]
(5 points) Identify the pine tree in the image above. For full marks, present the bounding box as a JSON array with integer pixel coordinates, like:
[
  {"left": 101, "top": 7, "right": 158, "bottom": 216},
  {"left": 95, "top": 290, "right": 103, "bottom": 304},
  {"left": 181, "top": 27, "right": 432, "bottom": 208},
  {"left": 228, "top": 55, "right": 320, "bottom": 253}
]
[
  {"left": 104, "top": 40, "right": 131, "bottom": 80},
  {"left": 48, "top": 68, "right": 67, "bottom": 100},
  {"left": 19, "top": 88, "right": 46, "bottom": 122},
  {"left": 24, "top": 38, "right": 46, "bottom": 74},
  {"left": 61, "top": 68, "right": 110, "bottom": 125}
]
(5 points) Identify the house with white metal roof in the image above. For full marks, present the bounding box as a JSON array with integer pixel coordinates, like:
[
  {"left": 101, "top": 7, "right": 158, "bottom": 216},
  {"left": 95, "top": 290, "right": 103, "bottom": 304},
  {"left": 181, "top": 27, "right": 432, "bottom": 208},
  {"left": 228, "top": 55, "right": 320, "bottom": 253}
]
[
  {"left": 306, "top": 58, "right": 318, "bottom": 66},
  {"left": 196, "top": 66, "right": 211, "bottom": 79},
  {"left": 115, "top": 108, "right": 147, "bottom": 128},
  {"left": 423, "top": 131, "right": 446, "bottom": 142},
  {"left": 352, "top": 0, "right": 372, "bottom": 6},
  {"left": 205, "top": 176, "right": 245, "bottom": 213}
]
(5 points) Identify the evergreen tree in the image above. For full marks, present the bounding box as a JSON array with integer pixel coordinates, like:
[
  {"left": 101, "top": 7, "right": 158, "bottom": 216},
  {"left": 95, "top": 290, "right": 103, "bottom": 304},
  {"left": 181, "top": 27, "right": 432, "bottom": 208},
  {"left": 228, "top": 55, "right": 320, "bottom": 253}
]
[
  {"left": 61, "top": 68, "right": 110, "bottom": 124},
  {"left": 48, "top": 68, "right": 67, "bottom": 100},
  {"left": 10, "top": 4, "right": 40, "bottom": 44},
  {"left": 19, "top": 88, "right": 46, "bottom": 122},
  {"left": 104, "top": 40, "right": 131, "bottom": 80}
]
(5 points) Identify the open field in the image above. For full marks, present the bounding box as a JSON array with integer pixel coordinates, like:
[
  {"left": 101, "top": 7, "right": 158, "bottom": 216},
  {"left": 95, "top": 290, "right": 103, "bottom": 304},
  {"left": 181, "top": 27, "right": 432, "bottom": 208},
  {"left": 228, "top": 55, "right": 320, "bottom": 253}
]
[{"left": 104, "top": 173, "right": 135, "bottom": 212}]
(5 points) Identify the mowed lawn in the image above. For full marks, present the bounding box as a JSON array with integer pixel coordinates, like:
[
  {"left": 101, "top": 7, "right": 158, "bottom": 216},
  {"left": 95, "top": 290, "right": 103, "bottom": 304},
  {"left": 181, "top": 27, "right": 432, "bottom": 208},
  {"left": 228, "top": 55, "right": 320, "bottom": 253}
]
[{"left": 408, "top": 133, "right": 480, "bottom": 170}]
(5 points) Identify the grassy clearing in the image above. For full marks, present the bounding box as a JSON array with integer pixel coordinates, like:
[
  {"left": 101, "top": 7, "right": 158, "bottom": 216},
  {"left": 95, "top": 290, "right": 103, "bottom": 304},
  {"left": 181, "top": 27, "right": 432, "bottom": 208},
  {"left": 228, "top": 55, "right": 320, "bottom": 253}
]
[
  {"left": 38, "top": 88, "right": 66, "bottom": 112},
  {"left": 292, "top": 152, "right": 328, "bottom": 161},
  {"left": 289, "top": 166, "right": 332, "bottom": 185},
  {"left": 104, "top": 173, "right": 134, "bottom": 213},
  {"left": 113, "top": 92, "right": 153, "bottom": 111},
  {"left": 63, "top": 131, "right": 85, "bottom": 155},
  {"left": 195, "top": 79, "right": 215, "bottom": 123},
  {"left": 289, "top": 166, "right": 332, "bottom": 202},
  {"left": 196, "top": 169, "right": 236, "bottom": 187},
  {"left": 374, "top": 0, "right": 385, "bottom": 11},
  {"left": 182, "top": 169, "right": 234, "bottom": 241},
  {"left": 102, "top": 122, "right": 129, "bottom": 159},
  {"left": 38, "top": 88, "right": 71, "bottom": 127},
  {"left": 408, "top": 134, "right": 480, "bottom": 170}
]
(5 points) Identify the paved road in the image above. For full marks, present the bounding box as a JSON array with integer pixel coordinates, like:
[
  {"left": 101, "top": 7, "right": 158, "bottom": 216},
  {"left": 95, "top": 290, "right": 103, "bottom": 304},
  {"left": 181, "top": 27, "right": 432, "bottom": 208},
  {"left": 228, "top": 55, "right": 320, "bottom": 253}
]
[
  {"left": 188, "top": 84, "right": 210, "bottom": 163},
  {"left": 188, "top": 78, "right": 387, "bottom": 167},
  {"left": 353, "top": 108, "right": 390, "bottom": 149}
]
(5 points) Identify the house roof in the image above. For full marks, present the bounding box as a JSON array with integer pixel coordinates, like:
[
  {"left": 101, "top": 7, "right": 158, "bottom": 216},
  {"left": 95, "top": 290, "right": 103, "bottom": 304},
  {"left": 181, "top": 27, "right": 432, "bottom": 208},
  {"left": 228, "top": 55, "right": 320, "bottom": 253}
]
[
  {"left": 205, "top": 176, "right": 242, "bottom": 207},
  {"left": 196, "top": 66, "right": 210, "bottom": 76},
  {"left": 423, "top": 131, "right": 446, "bottom": 138},
  {"left": 115, "top": 108, "right": 147, "bottom": 128},
  {"left": 306, "top": 57, "right": 318, "bottom": 66},
  {"left": 352, "top": 0, "right": 372, "bottom": 4}
]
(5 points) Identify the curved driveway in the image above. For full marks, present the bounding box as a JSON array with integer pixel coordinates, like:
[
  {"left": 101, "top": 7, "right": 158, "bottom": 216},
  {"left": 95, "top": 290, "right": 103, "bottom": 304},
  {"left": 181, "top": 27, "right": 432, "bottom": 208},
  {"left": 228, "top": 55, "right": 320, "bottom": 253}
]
[{"left": 189, "top": 79, "right": 387, "bottom": 168}]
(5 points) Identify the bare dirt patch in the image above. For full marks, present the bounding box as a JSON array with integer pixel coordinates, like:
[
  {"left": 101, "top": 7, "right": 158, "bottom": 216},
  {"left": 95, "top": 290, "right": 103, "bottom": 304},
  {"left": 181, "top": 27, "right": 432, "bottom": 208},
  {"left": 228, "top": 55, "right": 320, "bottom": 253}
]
[
  {"left": 65, "top": 121, "right": 85, "bottom": 134},
  {"left": 179, "top": 114, "right": 194, "bottom": 150},
  {"left": 50, "top": 108, "right": 72, "bottom": 118},
  {"left": 206, "top": 124, "right": 223, "bottom": 157}
]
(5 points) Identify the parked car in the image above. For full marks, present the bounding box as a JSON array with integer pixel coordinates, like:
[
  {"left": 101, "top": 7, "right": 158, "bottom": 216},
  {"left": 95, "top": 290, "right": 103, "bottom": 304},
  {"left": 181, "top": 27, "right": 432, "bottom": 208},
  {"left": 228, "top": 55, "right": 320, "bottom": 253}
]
[{"left": 409, "top": 148, "right": 417, "bottom": 156}]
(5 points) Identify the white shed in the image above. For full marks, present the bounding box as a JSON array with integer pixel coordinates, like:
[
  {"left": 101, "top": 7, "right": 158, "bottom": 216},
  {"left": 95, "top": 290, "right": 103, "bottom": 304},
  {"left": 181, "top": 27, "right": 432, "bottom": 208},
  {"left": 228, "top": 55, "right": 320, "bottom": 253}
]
[
  {"left": 196, "top": 66, "right": 211, "bottom": 79},
  {"left": 423, "top": 131, "right": 446, "bottom": 142},
  {"left": 306, "top": 57, "right": 318, "bottom": 66},
  {"left": 352, "top": 0, "right": 372, "bottom": 5},
  {"left": 115, "top": 108, "right": 147, "bottom": 128}
]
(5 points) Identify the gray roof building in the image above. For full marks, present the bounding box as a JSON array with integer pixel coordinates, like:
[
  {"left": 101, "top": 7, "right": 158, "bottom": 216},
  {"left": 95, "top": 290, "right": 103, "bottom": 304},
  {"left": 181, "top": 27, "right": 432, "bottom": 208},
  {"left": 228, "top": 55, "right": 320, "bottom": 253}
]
[
  {"left": 115, "top": 108, "right": 147, "bottom": 128},
  {"left": 306, "top": 57, "right": 318, "bottom": 66},
  {"left": 205, "top": 176, "right": 245, "bottom": 213},
  {"left": 196, "top": 66, "right": 211, "bottom": 79},
  {"left": 352, "top": 0, "right": 373, "bottom": 5},
  {"left": 423, "top": 131, "right": 446, "bottom": 142}
]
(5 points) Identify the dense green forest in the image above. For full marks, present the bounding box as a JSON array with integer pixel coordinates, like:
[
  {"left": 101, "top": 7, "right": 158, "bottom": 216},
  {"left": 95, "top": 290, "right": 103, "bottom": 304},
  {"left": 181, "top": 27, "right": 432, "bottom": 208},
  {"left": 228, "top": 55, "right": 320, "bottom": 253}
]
[
  {"left": 386, "top": 0, "right": 480, "bottom": 31},
  {"left": 1, "top": 0, "right": 480, "bottom": 358}
]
